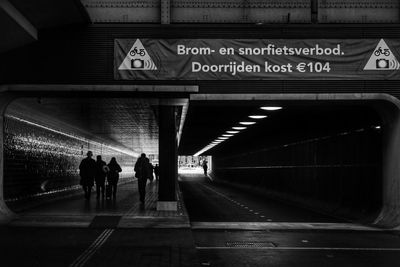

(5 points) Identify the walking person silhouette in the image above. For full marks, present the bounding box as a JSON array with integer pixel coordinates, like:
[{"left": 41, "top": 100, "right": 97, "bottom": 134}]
[
  {"left": 107, "top": 157, "right": 122, "bottom": 200},
  {"left": 95, "top": 155, "right": 108, "bottom": 200},
  {"left": 154, "top": 164, "right": 160, "bottom": 181},
  {"left": 79, "top": 151, "right": 96, "bottom": 200},
  {"left": 202, "top": 160, "right": 208, "bottom": 176},
  {"left": 135, "top": 153, "right": 149, "bottom": 208}
]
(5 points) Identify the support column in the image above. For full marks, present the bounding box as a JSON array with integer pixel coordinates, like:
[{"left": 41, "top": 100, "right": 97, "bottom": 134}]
[
  {"left": 157, "top": 105, "right": 178, "bottom": 211},
  {"left": 0, "top": 93, "right": 17, "bottom": 224}
]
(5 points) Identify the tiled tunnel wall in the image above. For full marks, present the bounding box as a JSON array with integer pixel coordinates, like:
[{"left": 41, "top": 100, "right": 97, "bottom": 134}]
[
  {"left": 212, "top": 127, "right": 382, "bottom": 221},
  {"left": 3, "top": 116, "right": 136, "bottom": 205}
]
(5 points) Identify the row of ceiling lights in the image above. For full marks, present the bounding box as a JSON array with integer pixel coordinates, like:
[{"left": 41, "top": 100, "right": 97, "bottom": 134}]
[{"left": 193, "top": 106, "right": 282, "bottom": 156}]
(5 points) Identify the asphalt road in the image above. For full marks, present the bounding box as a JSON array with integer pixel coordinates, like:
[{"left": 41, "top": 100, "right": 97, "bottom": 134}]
[
  {"left": 179, "top": 173, "right": 340, "bottom": 223},
  {"left": 179, "top": 173, "right": 400, "bottom": 267}
]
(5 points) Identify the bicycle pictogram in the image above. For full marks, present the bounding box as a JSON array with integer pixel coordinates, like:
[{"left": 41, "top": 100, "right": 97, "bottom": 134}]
[
  {"left": 374, "top": 47, "right": 391, "bottom": 57},
  {"left": 130, "top": 47, "right": 146, "bottom": 57}
]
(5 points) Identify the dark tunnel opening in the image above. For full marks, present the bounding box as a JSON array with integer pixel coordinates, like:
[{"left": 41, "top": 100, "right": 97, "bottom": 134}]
[{"left": 179, "top": 101, "right": 383, "bottom": 224}]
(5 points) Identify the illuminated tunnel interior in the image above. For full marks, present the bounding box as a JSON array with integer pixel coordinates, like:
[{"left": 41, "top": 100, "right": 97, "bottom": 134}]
[
  {"left": 179, "top": 101, "right": 383, "bottom": 223},
  {"left": 3, "top": 97, "right": 160, "bottom": 211},
  {"left": 3, "top": 96, "right": 383, "bottom": 224}
]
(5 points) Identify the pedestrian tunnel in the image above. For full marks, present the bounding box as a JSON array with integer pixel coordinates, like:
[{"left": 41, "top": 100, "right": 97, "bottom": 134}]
[
  {"left": 0, "top": 96, "right": 187, "bottom": 218},
  {"left": 178, "top": 94, "right": 400, "bottom": 228},
  {"left": 2, "top": 93, "right": 400, "bottom": 229}
]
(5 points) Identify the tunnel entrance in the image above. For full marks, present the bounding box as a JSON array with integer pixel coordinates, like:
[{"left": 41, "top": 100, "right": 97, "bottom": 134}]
[
  {"left": 179, "top": 97, "right": 385, "bottom": 225},
  {"left": 2, "top": 97, "right": 186, "bottom": 214},
  {"left": 0, "top": 92, "right": 399, "bottom": 228}
]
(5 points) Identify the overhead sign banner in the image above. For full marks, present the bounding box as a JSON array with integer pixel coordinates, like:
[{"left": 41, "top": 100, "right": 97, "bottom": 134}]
[{"left": 114, "top": 39, "right": 400, "bottom": 80}]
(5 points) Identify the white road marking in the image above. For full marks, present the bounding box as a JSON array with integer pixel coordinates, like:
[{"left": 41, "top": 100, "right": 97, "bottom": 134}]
[
  {"left": 191, "top": 222, "right": 386, "bottom": 231},
  {"left": 196, "top": 246, "right": 400, "bottom": 251},
  {"left": 199, "top": 184, "right": 266, "bottom": 221},
  {"left": 69, "top": 228, "right": 114, "bottom": 267}
]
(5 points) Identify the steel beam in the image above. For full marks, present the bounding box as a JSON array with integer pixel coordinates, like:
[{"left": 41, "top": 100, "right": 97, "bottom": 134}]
[
  {"left": 0, "top": 0, "right": 37, "bottom": 40},
  {"left": 311, "top": 0, "right": 318, "bottom": 23},
  {"left": 161, "top": 0, "right": 171, "bottom": 24}
]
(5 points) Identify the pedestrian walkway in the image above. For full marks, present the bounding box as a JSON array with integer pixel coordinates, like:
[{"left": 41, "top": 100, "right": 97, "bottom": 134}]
[
  {"left": 8, "top": 179, "right": 190, "bottom": 229},
  {"left": 2, "top": 180, "right": 200, "bottom": 267}
]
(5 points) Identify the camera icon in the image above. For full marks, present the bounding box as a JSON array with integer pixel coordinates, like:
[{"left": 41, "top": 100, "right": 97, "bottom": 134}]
[
  {"left": 376, "top": 58, "right": 389, "bottom": 69},
  {"left": 131, "top": 59, "right": 144, "bottom": 69}
]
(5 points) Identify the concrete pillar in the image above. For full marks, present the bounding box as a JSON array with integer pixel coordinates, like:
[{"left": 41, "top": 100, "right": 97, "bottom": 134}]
[
  {"left": 0, "top": 93, "right": 16, "bottom": 224},
  {"left": 157, "top": 105, "right": 178, "bottom": 211}
]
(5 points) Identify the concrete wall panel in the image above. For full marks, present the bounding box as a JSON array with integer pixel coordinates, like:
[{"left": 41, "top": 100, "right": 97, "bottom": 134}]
[{"left": 2, "top": 107, "right": 136, "bottom": 212}]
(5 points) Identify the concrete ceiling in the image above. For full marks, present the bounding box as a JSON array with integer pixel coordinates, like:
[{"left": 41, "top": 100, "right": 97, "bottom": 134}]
[
  {"left": 179, "top": 101, "right": 382, "bottom": 156},
  {"left": 9, "top": 0, "right": 88, "bottom": 29},
  {"left": 6, "top": 98, "right": 160, "bottom": 156},
  {"left": 0, "top": 0, "right": 88, "bottom": 53},
  {"left": 1, "top": 0, "right": 397, "bottom": 53},
  {"left": 3, "top": 97, "right": 383, "bottom": 157}
]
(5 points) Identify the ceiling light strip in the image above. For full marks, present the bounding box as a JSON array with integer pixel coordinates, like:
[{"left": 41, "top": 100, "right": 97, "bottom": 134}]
[{"left": 194, "top": 105, "right": 282, "bottom": 156}]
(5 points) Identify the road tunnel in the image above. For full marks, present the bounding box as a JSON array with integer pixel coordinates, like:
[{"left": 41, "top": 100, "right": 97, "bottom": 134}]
[
  {"left": 0, "top": 92, "right": 400, "bottom": 228},
  {"left": 0, "top": 92, "right": 399, "bottom": 230},
  {"left": 178, "top": 94, "right": 400, "bottom": 228},
  {"left": 2, "top": 1, "right": 400, "bottom": 266}
]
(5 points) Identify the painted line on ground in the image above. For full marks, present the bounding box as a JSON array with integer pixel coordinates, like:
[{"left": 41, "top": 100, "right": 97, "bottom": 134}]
[
  {"left": 191, "top": 222, "right": 387, "bottom": 231},
  {"left": 196, "top": 246, "right": 400, "bottom": 251},
  {"left": 69, "top": 228, "right": 114, "bottom": 267},
  {"left": 200, "top": 183, "right": 265, "bottom": 219},
  {"left": 8, "top": 221, "right": 92, "bottom": 228}
]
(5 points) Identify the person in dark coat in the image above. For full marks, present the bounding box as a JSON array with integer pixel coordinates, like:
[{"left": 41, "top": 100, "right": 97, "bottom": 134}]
[
  {"left": 134, "top": 153, "right": 149, "bottom": 205},
  {"left": 95, "top": 155, "right": 108, "bottom": 200},
  {"left": 154, "top": 164, "right": 159, "bottom": 181},
  {"left": 202, "top": 160, "right": 208, "bottom": 176},
  {"left": 147, "top": 160, "right": 154, "bottom": 183},
  {"left": 79, "top": 151, "right": 96, "bottom": 200},
  {"left": 107, "top": 157, "right": 122, "bottom": 199}
]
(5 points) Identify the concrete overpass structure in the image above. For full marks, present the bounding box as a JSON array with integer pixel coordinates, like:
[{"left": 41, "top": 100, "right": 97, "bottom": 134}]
[{"left": 1, "top": 1, "right": 400, "bottom": 266}]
